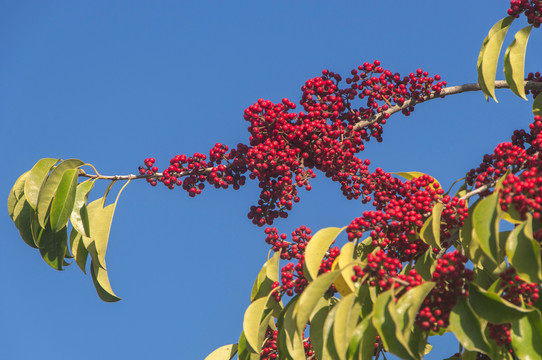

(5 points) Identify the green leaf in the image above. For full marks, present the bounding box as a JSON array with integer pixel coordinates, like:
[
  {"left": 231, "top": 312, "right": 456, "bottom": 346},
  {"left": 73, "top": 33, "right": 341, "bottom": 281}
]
[
  {"left": 473, "top": 192, "right": 501, "bottom": 263},
  {"left": 477, "top": 16, "right": 515, "bottom": 101},
  {"left": 393, "top": 171, "right": 442, "bottom": 192},
  {"left": 49, "top": 168, "right": 78, "bottom": 232},
  {"left": 84, "top": 200, "right": 115, "bottom": 269},
  {"left": 24, "top": 158, "right": 59, "bottom": 210},
  {"left": 504, "top": 26, "right": 532, "bottom": 100},
  {"left": 468, "top": 283, "right": 533, "bottom": 324},
  {"left": 70, "top": 180, "right": 95, "bottom": 237},
  {"left": 332, "top": 292, "right": 360, "bottom": 360},
  {"left": 511, "top": 308, "right": 542, "bottom": 360},
  {"left": 506, "top": 215, "right": 542, "bottom": 283},
  {"left": 372, "top": 289, "right": 415, "bottom": 360},
  {"left": 36, "top": 159, "right": 85, "bottom": 228},
  {"left": 333, "top": 241, "right": 357, "bottom": 296},
  {"left": 12, "top": 194, "right": 39, "bottom": 248},
  {"left": 309, "top": 297, "right": 332, "bottom": 360},
  {"left": 251, "top": 250, "right": 281, "bottom": 301},
  {"left": 204, "top": 344, "right": 238, "bottom": 360},
  {"left": 7, "top": 171, "right": 29, "bottom": 220},
  {"left": 295, "top": 270, "right": 341, "bottom": 335},
  {"left": 414, "top": 250, "right": 435, "bottom": 280},
  {"left": 70, "top": 228, "right": 88, "bottom": 274},
  {"left": 303, "top": 227, "right": 344, "bottom": 282},
  {"left": 277, "top": 295, "right": 304, "bottom": 360},
  {"left": 419, "top": 203, "right": 444, "bottom": 249},
  {"left": 501, "top": 205, "right": 523, "bottom": 224},
  {"left": 90, "top": 259, "right": 121, "bottom": 302},
  {"left": 449, "top": 297, "right": 491, "bottom": 354},
  {"left": 323, "top": 302, "right": 341, "bottom": 360},
  {"left": 346, "top": 314, "right": 377, "bottom": 360},
  {"left": 534, "top": 92, "right": 542, "bottom": 116},
  {"left": 37, "top": 224, "right": 69, "bottom": 270},
  {"left": 395, "top": 282, "right": 436, "bottom": 341},
  {"left": 243, "top": 293, "right": 279, "bottom": 354}
]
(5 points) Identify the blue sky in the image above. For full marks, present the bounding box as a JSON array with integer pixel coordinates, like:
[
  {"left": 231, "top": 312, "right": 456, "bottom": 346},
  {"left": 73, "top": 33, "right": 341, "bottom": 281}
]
[{"left": 1, "top": 1, "right": 541, "bottom": 359}]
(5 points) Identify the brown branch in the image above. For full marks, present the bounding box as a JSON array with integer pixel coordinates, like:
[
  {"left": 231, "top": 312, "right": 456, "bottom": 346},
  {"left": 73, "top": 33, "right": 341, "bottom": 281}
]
[{"left": 353, "top": 80, "right": 542, "bottom": 131}]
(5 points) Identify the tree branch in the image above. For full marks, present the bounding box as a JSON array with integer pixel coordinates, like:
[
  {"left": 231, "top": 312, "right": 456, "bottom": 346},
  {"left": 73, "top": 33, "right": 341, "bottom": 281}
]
[{"left": 353, "top": 80, "right": 542, "bottom": 131}]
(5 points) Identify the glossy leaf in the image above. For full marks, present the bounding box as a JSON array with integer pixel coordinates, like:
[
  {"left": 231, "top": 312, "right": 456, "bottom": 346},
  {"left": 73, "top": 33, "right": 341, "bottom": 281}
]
[
  {"left": 277, "top": 295, "right": 304, "bottom": 360},
  {"left": 414, "top": 250, "right": 435, "bottom": 280},
  {"left": 506, "top": 216, "right": 542, "bottom": 283},
  {"left": 204, "top": 344, "right": 238, "bottom": 360},
  {"left": 70, "top": 228, "right": 88, "bottom": 273},
  {"left": 346, "top": 314, "right": 377, "bottom": 360},
  {"left": 90, "top": 259, "right": 121, "bottom": 302},
  {"left": 504, "top": 26, "right": 532, "bottom": 99},
  {"left": 295, "top": 270, "right": 340, "bottom": 335},
  {"left": 333, "top": 241, "right": 357, "bottom": 296},
  {"left": 243, "top": 293, "right": 278, "bottom": 354},
  {"left": 511, "top": 308, "right": 542, "bottom": 360},
  {"left": 468, "top": 283, "right": 532, "bottom": 324},
  {"left": 37, "top": 159, "right": 84, "bottom": 228},
  {"left": 303, "top": 227, "right": 344, "bottom": 282},
  {"left": 309, "top": 297, "right": 331, "bottom": 360},
  {"left": 534, "top": 91, "right": 542, "bottom": 115},
  {"left": 501, "top": 205, "right": 523, "bottom": 224},
  {"left": 477, "top": 16, "right": 514, "bottom": 101},
  {"left": 49, "top": 168, "right": 78, "bottom": 232},
  {"left": 420, "top": 203, "right": 443, "bottom": 249},
  {"left": 323, "top": 301, "right": 341, "bottom": 360},
  {"left": 37, "top": 224, "right": 69, "bottom": 270},
  {"left": 473, "top": 192, "right": 500, "bottom": 263},
  {"left": 24, "top": 158, "right": 59, "bottom": 210},
  {"left": 449, "top": 297, "right": 491, "bottom": 354},
  {"left": 332, "top": 292, "right": 360, "bottom": 360},
  {"left": 12, "top": 194, "right": 39, "bottom": 248},
  {"left": 372, "top": 289, "right": 415, "bottom": 360},
  {"left": 70, "top": 180, "right": 95, "bottom": 237},
  {"left": 395, "top": 282, "right": 435, "bottom": 340},
  {"left": 251, "top": 250, "right": 281, "bottom": 302},
  {"left": 85, "top": 200, "right": 115, "bottom": 269},
  {"left": 7, "top": 171, "right": 28, "bottom": 220},
  {"left": 393, "top": 171, "right": 442, "bottom": 191}
]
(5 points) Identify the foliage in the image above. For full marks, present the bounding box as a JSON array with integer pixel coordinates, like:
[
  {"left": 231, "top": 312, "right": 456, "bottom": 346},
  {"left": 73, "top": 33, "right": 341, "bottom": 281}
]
[{"left": 7, "top": 1, "right": 542, "bottom": 359}]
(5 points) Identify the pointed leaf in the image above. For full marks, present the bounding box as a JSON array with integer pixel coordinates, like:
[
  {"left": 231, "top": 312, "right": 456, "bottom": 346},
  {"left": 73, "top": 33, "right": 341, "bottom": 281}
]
[
  {"left": 511, "top": 308, "right": 542, "bottom": 360},
  {"left": 333, "top": 241, "right": 357, "bottom": 296},
  {"left": 277, "top": 295, "right": 304, "bottom": 360},
  {"left": 7, "top": 171, "right": 29, "bottom": 220},
  {"left": 12, "top": 194, "right": 39, "bottom": 248},
  {"left": 309, "top": 297, "right": 332, "bottom": 360},
  {"left": 70, "top": 228, "right": 88, "bottom": 273},
  {"left": 332, "top": 292, "right": 359, "bottom": 360},
  {"left": 37, "top": 224, "right": 68, "bottom": 270},
  {"left": 37, "top": 159, "right": 85, "bottom": 228},
  {"left": 477, "top": 16, "right": 514, "bottom": 101},
  {"left": 506, "top": 215, "right": 542, "bottom": 283},
  {"left": 304, "top": 227, "right": 344, "bottom": 282},
  {"left": 251, "top": 250, "right": 281, "bottom": 301},
  {"left": 24, "top": 158, "right": 59, "bottom": 210},
  {"left": 90, "top": 259, "right": 121, "bottom": 302},
  {"left": 204, "top": 344, "right": 238, "bottom": 360},
  {"left": 449, "top": 297, "right": 491, "bottom": 354},
  {"left": 372, "top": 289, "right": 415, "bottom": 360},
  {"left": 504, "top": 26, "right": 532, "bottom": 99},
  {"left": 70, "top": 180, "right": 95, "bottom": 237},
  {"left": 468, "top": 283, "right": 533, "bottom": 324},
  {"left": 420, "top": 203, "right": 443, "bottom": 249},
  {"left": 295, "top": 270, "right": 341, "bottom": 335},
  {"left": 49, "top": 169, "right": 78, "bottom": 232},
  {"left": 473, "top": 192, "right": 500, "bottom": 263},
  {"left": 346, "top": 314, "right": 377, "bottom": 360},
  {"left": 395, "top": 282, "right": 436, "bottom": 340},
  {"left": 534, "top": 92, "right": 542, "bottom": 116}
]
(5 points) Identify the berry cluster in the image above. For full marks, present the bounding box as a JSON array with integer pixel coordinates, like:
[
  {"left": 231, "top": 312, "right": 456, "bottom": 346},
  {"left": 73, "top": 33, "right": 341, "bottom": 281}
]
[
  {"left": 415, "top": 251, "right": 472, "bottom": 332},
  {"left": 467, "top": 115, "right": 542, "bottom": 194},
  {"left": 260, "top": 327, "right": 278, "bottom": 359},
  {"left": 346, "top": 172, "right": 467, "bottom": 262},
  {"left": 141, "top": 61, "right": 446, "bottom": 227},
  {"left": 508, "top": 0, "right": 542, "bottom": 27},
  {"left": 526, "top": 71, "right": 542, "bottom": 99},
  {"left": 351, "top": 250, "right": 424, "bottom": 292}
]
